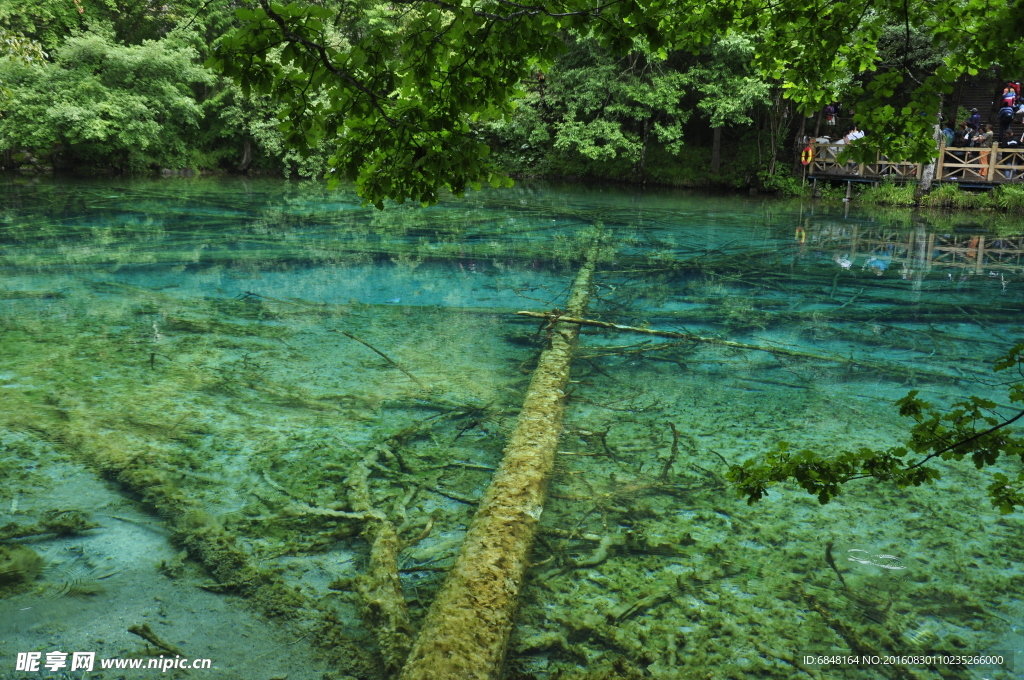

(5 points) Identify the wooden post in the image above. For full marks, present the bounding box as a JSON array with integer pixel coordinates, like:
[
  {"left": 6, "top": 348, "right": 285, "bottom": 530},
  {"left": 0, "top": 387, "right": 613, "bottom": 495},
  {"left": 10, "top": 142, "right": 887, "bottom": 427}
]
[
  {"left": 916, "top": 162, "right": 924, "bottom": 180},
  {"left": 988, "top": 143, "right": 999, "bottom": 180},
  {"left": 936, "top": 140, "right": 946, "bottom": 180}
]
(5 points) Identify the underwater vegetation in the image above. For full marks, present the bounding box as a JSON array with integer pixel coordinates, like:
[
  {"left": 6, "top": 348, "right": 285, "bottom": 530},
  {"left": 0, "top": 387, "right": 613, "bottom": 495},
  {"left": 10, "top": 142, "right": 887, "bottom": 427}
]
[
  {"left": 0, "top": 544, "right": 43, "bottom": 587},
  {"left": 0, "top": 177, "right": 1022, "bottom": 680}
]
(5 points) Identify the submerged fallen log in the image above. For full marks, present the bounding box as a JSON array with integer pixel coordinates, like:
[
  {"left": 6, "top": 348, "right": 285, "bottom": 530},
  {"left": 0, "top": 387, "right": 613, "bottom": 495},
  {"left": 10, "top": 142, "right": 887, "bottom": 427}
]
[
  {"left": 346, "top": 447, "right": 414, "bottom": 677},
  {"left": 397, "top": 247, "right": 599, "bottom": 680},
  {"left": 14, "top": 422, "right": 377, "bottom": 676}
]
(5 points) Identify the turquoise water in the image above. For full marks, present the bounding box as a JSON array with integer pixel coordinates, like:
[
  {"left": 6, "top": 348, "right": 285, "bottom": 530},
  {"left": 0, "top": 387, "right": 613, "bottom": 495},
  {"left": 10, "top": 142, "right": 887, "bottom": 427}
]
[{"left": 0, "top": 176, "right": 1022, "bottom": 680}]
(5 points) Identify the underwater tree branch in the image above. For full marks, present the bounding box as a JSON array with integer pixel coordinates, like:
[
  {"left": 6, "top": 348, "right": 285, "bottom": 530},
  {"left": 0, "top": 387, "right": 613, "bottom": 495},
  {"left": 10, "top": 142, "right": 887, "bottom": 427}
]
[
  {"left": 515, "top": 310, "right": 965, "bottom": 382},
  {"left": 333, "top": 330, "right": 428, "bottom": 391},
  {"left": 344, "top": 446, "right": 415, "bottom": 676}
]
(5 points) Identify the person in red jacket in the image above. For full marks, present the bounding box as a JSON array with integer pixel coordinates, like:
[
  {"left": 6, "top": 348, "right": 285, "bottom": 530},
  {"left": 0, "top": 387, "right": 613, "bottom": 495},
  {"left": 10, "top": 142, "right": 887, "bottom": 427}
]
[{"left": 1002, "top": 86, "right": 1017, "bottom": 107}]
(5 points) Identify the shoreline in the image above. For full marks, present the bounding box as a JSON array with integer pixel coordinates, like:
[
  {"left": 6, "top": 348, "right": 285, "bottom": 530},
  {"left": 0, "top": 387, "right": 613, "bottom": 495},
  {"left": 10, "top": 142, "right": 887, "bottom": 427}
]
[{"left": 8, "top": 167, "right": 1024, "bottom": 221}]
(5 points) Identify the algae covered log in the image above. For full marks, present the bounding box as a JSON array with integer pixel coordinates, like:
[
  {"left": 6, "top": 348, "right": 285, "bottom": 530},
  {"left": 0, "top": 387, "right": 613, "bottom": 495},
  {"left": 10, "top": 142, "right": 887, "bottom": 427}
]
[
  {"left": 398, "top": 248, "right": 598, "bottom": 680},
  {"left": 17, "top": 424, "right": 378, "bottom": 676},
  {"left": 346, "top": 446, "right": 414, "bottom": 676}
]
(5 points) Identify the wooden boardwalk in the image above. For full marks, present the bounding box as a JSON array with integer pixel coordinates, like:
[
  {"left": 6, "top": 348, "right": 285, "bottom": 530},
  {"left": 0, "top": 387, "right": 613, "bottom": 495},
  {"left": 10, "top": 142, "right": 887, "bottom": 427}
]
[{"left": 806, "top": 141, "right": 1024, "bottom": 185}]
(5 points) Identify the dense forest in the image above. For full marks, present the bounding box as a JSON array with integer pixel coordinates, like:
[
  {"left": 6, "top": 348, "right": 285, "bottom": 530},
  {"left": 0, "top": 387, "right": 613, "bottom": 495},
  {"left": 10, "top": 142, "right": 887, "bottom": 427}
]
[{"left": 0, "top": 0, "right": 1016, "bottom": 197}]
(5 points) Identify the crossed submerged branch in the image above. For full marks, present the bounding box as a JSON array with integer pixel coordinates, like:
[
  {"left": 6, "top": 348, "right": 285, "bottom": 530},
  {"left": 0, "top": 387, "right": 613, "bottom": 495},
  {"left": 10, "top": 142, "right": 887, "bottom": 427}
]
[{"left": 515, "top": 310, "right": 974, "bottom": 383}]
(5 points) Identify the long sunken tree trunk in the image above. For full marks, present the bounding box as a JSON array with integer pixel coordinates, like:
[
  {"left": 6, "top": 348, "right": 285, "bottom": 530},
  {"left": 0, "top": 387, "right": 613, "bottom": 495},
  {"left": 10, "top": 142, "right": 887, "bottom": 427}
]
[
  {"left": 711, "top": 126, "right": 722, "bottom": 174},
  {"left": 397, "top": 246, "right": 598, "bottom": 680}
]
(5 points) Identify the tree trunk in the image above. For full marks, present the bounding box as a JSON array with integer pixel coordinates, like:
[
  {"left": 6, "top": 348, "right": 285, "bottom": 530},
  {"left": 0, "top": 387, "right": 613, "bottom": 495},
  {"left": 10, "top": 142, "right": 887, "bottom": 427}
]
[
  {"left": 915, "top": 94, "right": 944, "bottom": 200},
  {"left": 755, "top": 108, "right": 763, "bottom": 168},
  {"left": 398, "top": 247, "right": 598, "bottom": 680},
  {"left": 638, "top": 116, "right": 650, "bottom": 183},
  {"left": 237, "top": 138, "right": 253, "bottom": 173},
  {"left": 767, "top": 89, "right": 782, "bottom": 175},
  {"left": 711, "top": 126, "right": 722, "bottom": 174},
  {"left": 792, "top": 114, "right": 807, "bottom": 174},
  {"left": 917, "top": 155, "right": 937, "bottom": 199}
]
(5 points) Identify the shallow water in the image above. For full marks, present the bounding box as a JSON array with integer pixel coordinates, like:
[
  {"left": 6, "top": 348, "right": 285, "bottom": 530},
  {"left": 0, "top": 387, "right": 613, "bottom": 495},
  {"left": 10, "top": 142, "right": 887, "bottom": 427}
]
[{"left": 1, "top": 176, "right": 1022, "bottom": 680}]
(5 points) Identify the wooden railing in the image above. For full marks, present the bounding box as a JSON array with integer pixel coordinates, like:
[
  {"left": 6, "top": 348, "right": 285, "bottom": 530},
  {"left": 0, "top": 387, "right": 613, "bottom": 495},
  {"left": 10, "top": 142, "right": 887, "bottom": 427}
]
[
  {"left": 808, "top": 143, "right": 920, "bottom": 180},
  {"left": 805, "top": 141, "right": 1024, "bottom": 184}
]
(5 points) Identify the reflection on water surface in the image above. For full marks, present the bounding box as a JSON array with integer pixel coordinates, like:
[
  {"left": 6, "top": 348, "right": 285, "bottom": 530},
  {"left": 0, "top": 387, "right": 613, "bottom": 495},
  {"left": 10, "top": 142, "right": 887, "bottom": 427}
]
[{"left": 1, "top": 177, "right": 1022, "bottom": 680}]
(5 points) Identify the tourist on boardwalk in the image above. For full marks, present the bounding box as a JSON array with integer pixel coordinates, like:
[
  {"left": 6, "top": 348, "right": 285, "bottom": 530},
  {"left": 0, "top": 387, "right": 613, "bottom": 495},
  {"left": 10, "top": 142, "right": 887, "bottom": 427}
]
[
  {"left": 998, "top": 103, "right": 1016, "bottom": 137},
  {"left": 1001, "top": 133, "right": 1019, "bottom": 179},
  {"left": 1002, "top": 86, "right": 1017, "bottom": 107},
  {"left": 953, "top": 123, "right": 972, "bottom": 147},
  {"left": 974, "top": 124, "right": 994, "bottom": 148},
  {"left": 967, "top": 108, "right": 981, "bottom": 131},
  {"left": 942, "top": 122, "right": 955, "bottom": 146},
  {"left": 976, "top": 125, "right": 994, "bottom": 177}
]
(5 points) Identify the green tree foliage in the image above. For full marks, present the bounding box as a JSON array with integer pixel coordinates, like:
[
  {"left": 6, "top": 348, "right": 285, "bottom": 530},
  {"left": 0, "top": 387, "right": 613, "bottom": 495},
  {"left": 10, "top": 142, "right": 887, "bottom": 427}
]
[
  {"left": 483, "top": 34, "right": 768, "bottom": 182},
  {"left": 0, "top": 0, "right": 231, "bottom": 51},
  {"left": 684, "top": 35, "right": 767, "bottom": 130},
  {"left": 0, "top": 29, "right": 47, "bottom": 64},
  {"left": 0, "top": 29, "right": 47, "bottom": 106},
  {"left": 727, "top": 345, "right": 1024, "bottom": 514},
  {"left": 546, "top": 41, "right": 691, "bottom": 173},
  {"left": 219, "top": 85, "right": 335, "bottom": 176},
  {"left": 0, "top": 0, "right": 256, "bottom": 173},
  {"left": 1, "top": 0, "right": 1021, "bottom": 192},
  {"left": 0, "top": 0, "right": 90, "bottom": 54},
  {"left": 209, "top": 0, "right": 1024, "bottom": 205},
  {"left": 0, "top": 34, "right": 212, "bottom": 171},
  {"left": 209, "top": 0, "right": 680, "bottom": 206}
]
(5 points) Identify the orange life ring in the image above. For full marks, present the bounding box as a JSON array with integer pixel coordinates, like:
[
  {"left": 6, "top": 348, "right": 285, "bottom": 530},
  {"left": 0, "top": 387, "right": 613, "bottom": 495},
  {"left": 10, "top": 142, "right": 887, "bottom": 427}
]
[
  {"left": 795, "top": 227, "right": 806, "bottom": 243},
  {"left": 801, "top": 145, "right": 814, "bottom": 165}
]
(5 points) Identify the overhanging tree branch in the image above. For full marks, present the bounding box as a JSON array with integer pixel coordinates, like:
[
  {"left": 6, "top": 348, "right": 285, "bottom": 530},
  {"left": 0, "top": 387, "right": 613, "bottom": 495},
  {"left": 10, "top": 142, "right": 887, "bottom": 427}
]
[{"left": 256, "top": 0, "right": 399, "bottom": 125}]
